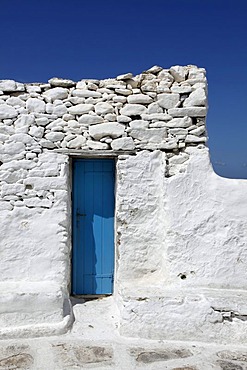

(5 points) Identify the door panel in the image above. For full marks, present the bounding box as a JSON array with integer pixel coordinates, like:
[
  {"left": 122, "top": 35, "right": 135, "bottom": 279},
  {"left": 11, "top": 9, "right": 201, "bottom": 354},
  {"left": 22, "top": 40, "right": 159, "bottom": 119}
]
[{"left": 72, "top": 159, "right": 115, "bottom": 295}]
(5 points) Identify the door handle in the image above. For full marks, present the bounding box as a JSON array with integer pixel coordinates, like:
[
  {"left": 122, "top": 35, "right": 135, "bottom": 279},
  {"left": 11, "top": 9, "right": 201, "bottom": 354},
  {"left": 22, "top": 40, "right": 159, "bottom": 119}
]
[{"left": 77, "top": 213, "right": 86, "bottom": 217}]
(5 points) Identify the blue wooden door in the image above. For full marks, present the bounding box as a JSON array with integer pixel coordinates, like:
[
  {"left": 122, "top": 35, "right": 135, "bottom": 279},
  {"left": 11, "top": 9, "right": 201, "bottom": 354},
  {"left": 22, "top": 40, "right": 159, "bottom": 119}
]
[{"left": 72, "top": 159, "right": 115, "bottom": 295}]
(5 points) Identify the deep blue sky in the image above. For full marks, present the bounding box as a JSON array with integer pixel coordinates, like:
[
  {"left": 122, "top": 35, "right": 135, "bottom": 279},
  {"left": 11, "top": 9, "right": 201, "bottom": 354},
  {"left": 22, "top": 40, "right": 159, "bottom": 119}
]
[{"left": 1, "top": 0, "right": 246, "bottom": 178}]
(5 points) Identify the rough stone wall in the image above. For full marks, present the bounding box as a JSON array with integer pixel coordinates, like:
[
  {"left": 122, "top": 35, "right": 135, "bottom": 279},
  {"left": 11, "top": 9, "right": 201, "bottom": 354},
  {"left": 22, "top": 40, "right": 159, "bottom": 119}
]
[{"left": 0, "top": 64, "right": 207, "bottom": 183}]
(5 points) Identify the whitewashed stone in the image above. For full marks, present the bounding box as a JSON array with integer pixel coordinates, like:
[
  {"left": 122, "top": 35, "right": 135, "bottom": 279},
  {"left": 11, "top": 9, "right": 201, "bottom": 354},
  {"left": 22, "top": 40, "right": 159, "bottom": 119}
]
[
  {"left": 141, "top": 82, "right": 157, "bottom": 92},
  {"left": 158, "top": 93, "right": 180, "bottom": 109},
  {"left": 169, "top": 66, "right": 187, "bottom": 82},
  {"left": 157, "top": 70, "right": 174, "bottom": 84},
  {"left": 157, "top": 86, "right": 171, "bottom": 93},
  {"left": 23, "top": 177, "right": 66, "bottom": 190},
  {"left": 111, "top": 137, "right": 135, "bottom": 150},
  {"left": 11, "top": 133, "right": 34, "bottom": 144},
  {"left": 46, "top": 103, "right": 53, "bottom": 114},
  {"left": 43, "top": 87, "right": 68, "bottom": 102},
  {"left": 120, "top": 104, "right": 147, "bottom": 116},
  {"left": 0, "top": 80, "right": 16, "bottom": 92},
  {"left": 52, "top": 104, "right": 67, "bottom": 116},
  {"left": 89, "top": 123, "right": 125, "bottom": 140},
  {"left": 16, "top": 107, "right": 28, "bottom": 115},
  {"left": 2, "top": 119, "right": 14, "bottom": 125},
  {"left": 116, "top": 72, "right": 133, "bottom": 80},
  {"left": 100, "top": 136, "right": 111, "bottom": 142},
  {"left": 16, "top": 82, "right": 25, "bottom": 91},
  {"left": 68, "top": 104, "right": 94, "bottom": 115},
  {"left": 186, "top": 78, "right": 206, "bottom": 85},
  {"left": 26, "top": 98, "right": 45, "bottom": 113},
  {"left": 1, "top": 183, "right": 25, "bottom": 197},
  {"left": 6, "top": 97, "right": 25, "bottom": 107},
  {"left": 149, "top": 121, "right": 168, "bottom": 128},
  {"left": 64, "top": 134, "right": 75, "bottom": 142},
  {"left": 72, "top": 90, "right": 101, "bottom": 98},
  {"left": 40, "top": 139, "right": 56, "bottom": 148},
  {"left": 129, "top": 120, "right": 149, "bottom": 129},
  {"left": 78, "top": 114, "right": 103, "bottom": 125},
  {"left": 45, "top": 132, "right": 64, "bottom": 142},
  {"left": 185, "top": 134, "right": 207, "bottom": 143},
  {"left": 76, "top": 81, "right": 87, "bottom": 89},
  {"left": 63, "top": 114, "right": 74, "bottom": 121},
  {"left": 69, "top": 97, "right": 85, "bottom": 105},
  {"left": 26, "top": 85, "right": 41, "bottom": 93},
  {"left": 146, "top": 65, "right": 163, "bottom": 74},
  {"left": 171, "top": 84, "right": 192, "bottom": 94},
  {"left": 105, "top": 113, "right": 117, "bottom": 121},
  {"left": 169, "top": 128, "right": 188, "bottom": 135},
  {"left": 183, "top": 88, "right": 207, "bottom": 107},
  {"left": 48, "top": 77, "right": 75, "bottom": 87},
  {"left": 0, "top": 125, "right": 14, "bottom": 135},
  {"left": 164, "top": 116, "right": 192, "bottom": 128},
  {"left": 104, "top": 83, "right": 126, "bottom": 90},
  {"left": 147, "top": 102, "right": 163, "bottom": 114},
  {"left": 26, "top": 152, "right": 37, "bottom": 160},
  {"left": 191, "top": 82, "right": 206, "bottom": 91},
  {"left": 117, "top": 115, "right": 131, "bottom": 123},
  {"left": 0, "top": 169, "right": 27, "bottom": 183},
  {"left": 0, "top": 104, "right": 17, "bottom": 119},
  {"left": 169, "top": 152, "right": 189, "bottom": 164},
  {"left": 168, "top": 107, "right": 207, "bottom": 117},
  {"left": 130, "top": 128, "right": 167, "bottom": 143},
  {"left": 35, "top": 117, "right": 49, "bottom": 126},
  {"left": 14, "top": 115, "right": 34, "bottom": 134},
  {"left": 87, "top": 140, "right": 109, "bottom": 150},
  {"left": 127, "top": 94, "right": 152, "bottom": 104},
  {"left": 0, "top": 201, "right": 13, "bottom": 210},
  {"left": 142, "top": 113, "right": 172, "bottom": 121},
  {"left": 115, "top": 88, "right": 132, "bottom": 96},
  {"left": 95, "top": 102, "right": 114, "bottom": 115},
  {"left": 188, "top": 67, "right": 206, "bottom": 80},
  {"left": 113, "top": 96, "right": 127, "bottom": 103},
  {"left": 159, "top": 138, "right": 178, "bottom": 149},
  {"left": 178, "top": 142, "right": 186, "bottom": 148},
  {"left": 87, "top": 82, "right": 98, "bottom": 90},
  {"left": 0, "top": 133, "right": 8, "bottom": 141},
  {"left": 126, "top": 79, "right": 138, "bottom": 89},
  {"left": 104, "top": 138, "right": 112, "bottom": 144},
  {"left": 189, "top": 126, "right": 205, "bottom": 136},
  {"left": 66, "top": 135, "right": 86, "bottom": 148},
  {"left": 23, "top": 198, "right": 53, "bottom": 208}
]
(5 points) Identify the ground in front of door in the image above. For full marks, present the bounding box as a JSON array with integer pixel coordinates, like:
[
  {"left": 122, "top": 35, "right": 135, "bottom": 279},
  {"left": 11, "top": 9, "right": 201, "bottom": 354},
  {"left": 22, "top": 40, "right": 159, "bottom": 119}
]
[{"left": 0, "top": 297, "right": 247, "bottom": 370}]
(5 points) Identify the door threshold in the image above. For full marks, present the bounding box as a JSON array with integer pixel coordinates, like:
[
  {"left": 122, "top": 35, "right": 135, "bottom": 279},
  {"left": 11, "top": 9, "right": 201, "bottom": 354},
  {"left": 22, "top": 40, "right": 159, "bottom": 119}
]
[{"left": 72, "top": 294, "right": 112, "bottom": 302}]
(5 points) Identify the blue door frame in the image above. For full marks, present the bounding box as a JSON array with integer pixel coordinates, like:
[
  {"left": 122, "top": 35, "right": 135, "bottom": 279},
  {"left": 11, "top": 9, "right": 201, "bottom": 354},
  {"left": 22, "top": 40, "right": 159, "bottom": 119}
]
[{"left": 72, "top": 159, "right": 115, "bottom": 295}]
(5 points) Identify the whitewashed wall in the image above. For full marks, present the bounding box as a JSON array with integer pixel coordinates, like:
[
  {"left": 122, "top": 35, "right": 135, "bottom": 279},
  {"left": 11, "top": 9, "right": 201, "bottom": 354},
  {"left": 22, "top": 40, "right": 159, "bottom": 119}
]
[
  {"left": 0, "top": 65, "right": 246, "bottom": 343},
  {"left": 117, "top": 148, "right": 247, "bottom": 343}
]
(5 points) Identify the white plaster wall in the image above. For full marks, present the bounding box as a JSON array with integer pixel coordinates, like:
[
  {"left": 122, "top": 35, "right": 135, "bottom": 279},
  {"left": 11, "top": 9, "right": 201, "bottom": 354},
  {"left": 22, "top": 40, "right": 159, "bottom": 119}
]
[
  {"left": 165, "top": 147, "right": 247, "bottom": 290},
  {"left": 117, "top": 147, "right": 247, "bottom": 343},
  {"left": 115, "top": 150, "right": 167, "bottom": 286},
  {"left": 0, "top": 152, "right": 70, "bottom": 286},
  {"left": 0, "top": 152, "right": 72, "bottom": 337}
]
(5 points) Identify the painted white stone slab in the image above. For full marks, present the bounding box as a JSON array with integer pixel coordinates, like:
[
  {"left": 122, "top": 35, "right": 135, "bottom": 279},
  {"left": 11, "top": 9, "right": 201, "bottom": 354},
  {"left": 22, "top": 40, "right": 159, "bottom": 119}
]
[{"left": 89, "top": 123, "right": 125, "bottom": 140}]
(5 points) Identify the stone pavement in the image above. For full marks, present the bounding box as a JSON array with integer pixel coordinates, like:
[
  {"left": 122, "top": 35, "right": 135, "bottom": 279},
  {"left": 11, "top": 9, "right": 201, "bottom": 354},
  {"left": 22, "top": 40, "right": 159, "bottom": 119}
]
[{"left": 1, "top": 297, "right": 247, "bottom": 370}]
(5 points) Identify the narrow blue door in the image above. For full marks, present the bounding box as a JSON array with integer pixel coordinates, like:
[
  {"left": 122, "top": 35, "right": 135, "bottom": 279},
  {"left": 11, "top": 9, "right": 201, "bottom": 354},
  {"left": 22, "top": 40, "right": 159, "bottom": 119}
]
[{"left": 72, "top": 159, "right": 115, "bottom": 295}]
